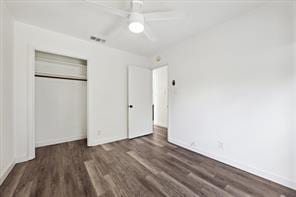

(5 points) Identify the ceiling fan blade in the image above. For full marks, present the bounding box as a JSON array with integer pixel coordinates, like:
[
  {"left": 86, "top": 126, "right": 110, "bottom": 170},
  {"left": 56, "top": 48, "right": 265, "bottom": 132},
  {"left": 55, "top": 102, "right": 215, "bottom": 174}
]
[
  {"left": 144, "top": 11, "right": 186, "bottom": 22},
  {"left": 144, "top": 25, "right": 156, "bottom": 42},
  {"left": 106, "top": 20, "right": 127, "bottom": 38},
  {"left": 85, "top": 0, "right": 129, "bottom": 18}
]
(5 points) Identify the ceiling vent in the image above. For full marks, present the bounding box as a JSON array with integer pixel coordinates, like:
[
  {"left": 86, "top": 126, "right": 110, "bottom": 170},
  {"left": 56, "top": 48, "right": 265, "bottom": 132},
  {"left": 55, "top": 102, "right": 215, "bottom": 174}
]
[{"left": 90, "top": 36, "right": 106, "bottom": 44}]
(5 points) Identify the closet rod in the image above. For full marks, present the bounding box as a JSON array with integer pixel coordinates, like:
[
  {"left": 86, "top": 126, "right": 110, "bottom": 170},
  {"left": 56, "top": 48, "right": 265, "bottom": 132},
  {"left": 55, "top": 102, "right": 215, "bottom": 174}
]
[{"left": 35, "top": 74, "right": 87, "bottom": 81}]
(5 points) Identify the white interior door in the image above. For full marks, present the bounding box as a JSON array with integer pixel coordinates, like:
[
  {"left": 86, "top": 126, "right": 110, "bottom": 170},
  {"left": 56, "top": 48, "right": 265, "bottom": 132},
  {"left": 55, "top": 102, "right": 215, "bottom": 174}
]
[{"left": 128, "top": 66, "right": 153, "bottom": 139}]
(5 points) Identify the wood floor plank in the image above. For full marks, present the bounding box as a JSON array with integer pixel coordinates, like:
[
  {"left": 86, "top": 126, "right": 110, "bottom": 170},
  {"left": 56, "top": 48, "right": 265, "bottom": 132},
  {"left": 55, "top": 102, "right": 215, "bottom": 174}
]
[
  {"left": 85, "top": 160, "right": 109, "bottom": 196},
  {"left": 145, "top": 174, "right": 171, "bottom": 197},
  {"left": 158, "top": 171, "right": 200, "bottom": 197},
  {"left": 101, "top": 144, "right": 113, "bottom": 151},
  {"left": 200, "top": 162, "right": 282, "bottom": 197},
  {"left": 1, "top": 126, "right": 295, "bottom": 197},
  {"left": 107, "top": 165, "right": 155, "bottom": 197},
  {"left": 187, "top": 172, "right": 233, "bottom": 197},
  {"left": 127, "top": 151, "right": 160, "bottom": 175},
  {"left": 14, "top": 180, "right": 34, "bottom": 197},
  {"left": 166, "top": 152, "right": 216, "bottom": 178},
  {"left": 142, "top": 137, "right": 164, "bottom": 147},
  {"left": 225, "top": 185, "right": 252, "bottom": 197},
  {"left": 103, "top": 174, "right": 128, "bottom": 197},
  {"left": 0, "top": 164, "right": 26, "bottom": 197}
]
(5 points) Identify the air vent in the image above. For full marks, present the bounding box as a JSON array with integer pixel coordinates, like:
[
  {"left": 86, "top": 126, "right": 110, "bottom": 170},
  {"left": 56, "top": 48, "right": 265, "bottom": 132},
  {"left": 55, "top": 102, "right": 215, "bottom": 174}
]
[{"left": 90, "top": 36, "right": 106, "bottom": 44}]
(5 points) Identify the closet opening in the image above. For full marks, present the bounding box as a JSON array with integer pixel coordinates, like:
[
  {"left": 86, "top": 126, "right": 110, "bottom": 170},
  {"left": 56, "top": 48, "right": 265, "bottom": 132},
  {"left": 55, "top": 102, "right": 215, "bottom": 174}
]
[{"left": 34, "top": 50, "right": 87, "bottom": 148}]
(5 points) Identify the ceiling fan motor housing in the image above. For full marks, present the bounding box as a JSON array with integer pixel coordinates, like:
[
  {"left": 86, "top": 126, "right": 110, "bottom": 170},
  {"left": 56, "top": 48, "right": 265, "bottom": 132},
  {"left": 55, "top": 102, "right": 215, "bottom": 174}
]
[
  {"left": 129, "top": 13, "right": 144, "bottom": 25},
  {"left": 131, "top": 0, "right": 144, "bottom": 13}
]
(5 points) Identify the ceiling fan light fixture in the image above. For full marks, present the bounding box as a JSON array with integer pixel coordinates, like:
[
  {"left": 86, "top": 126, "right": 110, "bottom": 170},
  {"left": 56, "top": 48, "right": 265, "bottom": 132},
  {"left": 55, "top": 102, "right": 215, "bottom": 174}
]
[
  {"left": 128, "top": 13, "right": 144, "bottom": 34},
  {"left": 129, "top": 21, "right": 144, "bottom": 33}
]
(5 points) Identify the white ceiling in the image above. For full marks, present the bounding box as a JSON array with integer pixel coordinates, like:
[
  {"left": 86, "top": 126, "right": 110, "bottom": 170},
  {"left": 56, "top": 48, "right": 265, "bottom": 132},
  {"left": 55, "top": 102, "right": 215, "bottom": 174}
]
[{"left": 6, "top": 0, "right": 265, "bottom": 56}]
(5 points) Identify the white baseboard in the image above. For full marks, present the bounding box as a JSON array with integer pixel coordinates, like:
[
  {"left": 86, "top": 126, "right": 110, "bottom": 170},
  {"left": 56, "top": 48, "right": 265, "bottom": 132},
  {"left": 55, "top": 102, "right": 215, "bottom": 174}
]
[
  {"left": 36, "top": 135, "right": 86, "bottom": 147},
  {"left": 154, "top": 124, "right": 168, "bottom": 129},
  {"left": 91, "top": 135, "right": 127, "bottom": 146},
  {"left": 168, "top": 137, "right": 296, "bottom": 190},
  {"left": 0, "top": 161, "right": 15, "bottom": 186},
  {"left": 15, "top": 155, "right": 33, "bottom": 163}
]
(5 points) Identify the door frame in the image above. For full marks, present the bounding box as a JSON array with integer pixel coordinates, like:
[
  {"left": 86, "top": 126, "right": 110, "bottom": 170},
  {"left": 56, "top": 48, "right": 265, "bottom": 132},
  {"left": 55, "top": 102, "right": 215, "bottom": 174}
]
[
  {"left": 152, "top": 64, "right": 169, "bottom": 132},
  {"left": 27, "top": 45, "right": 90, "bottom": 161}
]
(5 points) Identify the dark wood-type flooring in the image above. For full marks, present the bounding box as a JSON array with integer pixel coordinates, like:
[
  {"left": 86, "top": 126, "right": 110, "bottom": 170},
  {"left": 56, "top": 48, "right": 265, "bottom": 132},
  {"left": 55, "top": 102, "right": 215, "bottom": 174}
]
[{"left": 1, "top": 126, "right": 295, "bottom": 197}]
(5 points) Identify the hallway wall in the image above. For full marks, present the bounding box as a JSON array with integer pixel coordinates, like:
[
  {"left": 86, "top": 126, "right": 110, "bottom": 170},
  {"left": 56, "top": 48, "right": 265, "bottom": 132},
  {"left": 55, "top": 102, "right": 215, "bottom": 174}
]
[{"left": 153, "top": 66, "right": 168, "bottom": 128}]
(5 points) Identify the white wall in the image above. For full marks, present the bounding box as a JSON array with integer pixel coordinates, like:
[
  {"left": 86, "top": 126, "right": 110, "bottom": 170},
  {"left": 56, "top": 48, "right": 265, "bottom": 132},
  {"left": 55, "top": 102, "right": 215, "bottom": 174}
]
[
  {"left": 13, "top": 21, "right": 150, "bottom": 162},
  {"left": 158, "top": 3, "right": 295, "bottom": 189},
  {"left": 0, "top": 1, "right": 15, "bottom": 185},
  {"left": 153, "top": 66, "right": 168, "bottom": 128}
]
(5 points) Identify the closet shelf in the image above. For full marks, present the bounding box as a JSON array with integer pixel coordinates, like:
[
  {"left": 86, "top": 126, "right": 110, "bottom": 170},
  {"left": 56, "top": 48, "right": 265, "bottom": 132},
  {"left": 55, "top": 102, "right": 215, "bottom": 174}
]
[{"left": 35, "top": 72, "right": 87, "bottom": 81}]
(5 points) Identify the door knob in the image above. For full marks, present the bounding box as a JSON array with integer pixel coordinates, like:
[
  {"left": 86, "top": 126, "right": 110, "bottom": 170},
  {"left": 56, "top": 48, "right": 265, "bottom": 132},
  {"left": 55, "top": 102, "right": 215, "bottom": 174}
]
[{"left": 129, "top": 105, "right": 133, "bottom": 108}]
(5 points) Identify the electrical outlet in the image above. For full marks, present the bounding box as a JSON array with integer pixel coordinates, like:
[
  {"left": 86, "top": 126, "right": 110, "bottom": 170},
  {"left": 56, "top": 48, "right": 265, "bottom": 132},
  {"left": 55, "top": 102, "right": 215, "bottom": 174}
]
[{"left": 218, "top": 141, "right": 224, "bottom": 150}]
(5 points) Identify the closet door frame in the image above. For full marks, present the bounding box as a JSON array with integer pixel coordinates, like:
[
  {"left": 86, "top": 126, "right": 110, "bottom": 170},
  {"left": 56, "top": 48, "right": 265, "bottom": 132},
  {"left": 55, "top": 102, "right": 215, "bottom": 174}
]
[{"left": 27, "top": 45, "right": 90, "bottom": 161}]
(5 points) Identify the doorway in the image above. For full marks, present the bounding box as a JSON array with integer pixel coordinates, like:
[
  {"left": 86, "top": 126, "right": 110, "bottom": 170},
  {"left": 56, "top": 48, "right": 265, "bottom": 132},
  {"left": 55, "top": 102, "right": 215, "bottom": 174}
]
[
  {"left": 152, "top": 66, "right": 168, "bottom": 136},
  {"left": 34, "top": 50, "right": 87, "bottom": 148},
  {"left": 127, "top": 65, "right": 168, "bottom": 140}
]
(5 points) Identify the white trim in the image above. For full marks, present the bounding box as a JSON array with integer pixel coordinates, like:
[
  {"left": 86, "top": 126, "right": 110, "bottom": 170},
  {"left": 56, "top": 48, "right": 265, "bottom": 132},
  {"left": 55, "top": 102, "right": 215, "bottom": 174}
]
[
  {"left": 36, "top": 135, "right": 86, "bottom": 148},
  {"left": 26, "top": 44, "right": 91, "bottom": 162},
  {"left": 86, "top": 51, "right": 92, "bottom": 147},
  {"left": 151, "top": 63, "right": 168, "bottom": 70},
  {"left": 93, "top": 135, "right": 127, "bottom": 145},
  {"left": 153, "top": 124, "right": 168, "bottom": 129},
  {"left": 15, "top": 155, "right": 30, "bottom": 164},
  {"left": 168, "top": 137, "right": 296, "bottom": 190},
  {"left": 128, "top": 131, "right": 152, "bottom": 139},
  {"left": 0, "top": 0, "right": 4, "bottom": 180},
  {"left": 27, "top": 45, "right": 35, "bottom": 161},
  {"left": 0, "top": 162, "right": 15, "bottom": 186},
  {"left": 293, "top": 1, "right": 296, "bottom": 186}
]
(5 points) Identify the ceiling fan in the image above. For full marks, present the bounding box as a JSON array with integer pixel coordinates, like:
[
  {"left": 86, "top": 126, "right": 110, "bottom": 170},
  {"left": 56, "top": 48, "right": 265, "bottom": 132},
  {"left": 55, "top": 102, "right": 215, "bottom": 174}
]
[{"left": 85, "top": 0, "right": 186, "bottom": 42}]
